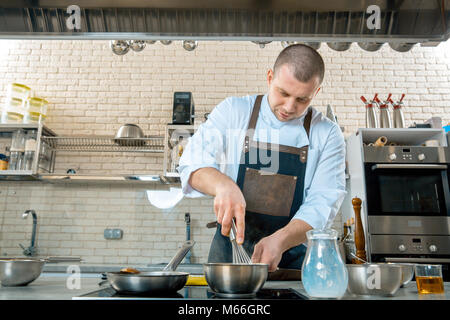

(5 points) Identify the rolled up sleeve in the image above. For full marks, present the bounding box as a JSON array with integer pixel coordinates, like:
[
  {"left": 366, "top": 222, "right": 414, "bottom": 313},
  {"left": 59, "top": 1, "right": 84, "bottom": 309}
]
[
  {"left": 177, "top": 99, "right": 230, "bottom": 198},
  {"left": 292, "top": 123, "right": 347, "bottom": 229}
]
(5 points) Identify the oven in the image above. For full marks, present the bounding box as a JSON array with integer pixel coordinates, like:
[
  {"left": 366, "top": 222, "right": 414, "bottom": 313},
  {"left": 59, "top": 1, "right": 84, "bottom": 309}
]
[{"left": 362, "top": 145, "right": 450, "bottom": 280}]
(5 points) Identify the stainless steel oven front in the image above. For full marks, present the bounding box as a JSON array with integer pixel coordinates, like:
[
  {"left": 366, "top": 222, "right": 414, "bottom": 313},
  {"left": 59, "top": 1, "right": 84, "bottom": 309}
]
[{"left": 363, "top": 146, "right": 450, "bottom": 275}]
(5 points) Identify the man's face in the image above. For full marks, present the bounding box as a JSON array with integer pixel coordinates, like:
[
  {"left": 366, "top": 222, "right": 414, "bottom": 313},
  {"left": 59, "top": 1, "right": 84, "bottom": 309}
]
[{"left": 267, "top": 64, "right": 321, "bottom": 122}]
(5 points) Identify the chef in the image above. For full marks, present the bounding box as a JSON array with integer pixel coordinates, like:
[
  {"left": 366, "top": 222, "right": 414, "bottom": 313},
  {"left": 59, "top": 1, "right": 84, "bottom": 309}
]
[{"left": 178, "top": 44, "right": 346, "bottom": 272}]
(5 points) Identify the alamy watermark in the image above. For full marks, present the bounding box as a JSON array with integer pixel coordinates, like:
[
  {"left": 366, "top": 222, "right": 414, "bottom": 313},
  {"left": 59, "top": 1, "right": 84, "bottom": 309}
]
[
  {"left": 366, "top": 265, "right": 381, "bottom": 289},
  {"left": 66, "top": 265, "right": 81, "bottom": 290},
  {"left": 366, "top": 5, "right": 381, "bottom": 30},
  {"left": 66, "top": 5, "right": 81, "bottom": 31},
  {"left": 172, "top": 127, "right": 281, "bottom": 174}
]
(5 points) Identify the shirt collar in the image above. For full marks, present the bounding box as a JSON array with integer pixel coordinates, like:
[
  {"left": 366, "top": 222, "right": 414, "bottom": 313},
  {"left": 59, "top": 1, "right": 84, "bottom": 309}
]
[{"left": 260, "top": 93, "right": 309, "bottom": 129}]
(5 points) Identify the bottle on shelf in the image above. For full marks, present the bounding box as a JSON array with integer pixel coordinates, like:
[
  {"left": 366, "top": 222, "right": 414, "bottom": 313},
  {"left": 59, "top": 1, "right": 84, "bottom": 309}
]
[
  {"left": 375, "top": 94, "right": 393, "bottom": 128},
  {"left": 389, "top": 93, "right": 406, "bottom": 128},
  {"left": 360, "top": 94, "right": 378, "bottom": 128}
]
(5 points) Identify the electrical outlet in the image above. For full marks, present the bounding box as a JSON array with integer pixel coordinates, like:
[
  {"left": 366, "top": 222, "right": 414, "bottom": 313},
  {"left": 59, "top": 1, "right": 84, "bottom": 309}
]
[{"left": 104, "top": 228, "right": 123, "bottom": 240}]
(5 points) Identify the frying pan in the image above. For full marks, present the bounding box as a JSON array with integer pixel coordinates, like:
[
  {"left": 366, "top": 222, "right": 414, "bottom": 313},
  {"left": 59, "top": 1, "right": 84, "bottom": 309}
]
[{"left": 106, "top": 240, "right": 195, "bottom": 294}]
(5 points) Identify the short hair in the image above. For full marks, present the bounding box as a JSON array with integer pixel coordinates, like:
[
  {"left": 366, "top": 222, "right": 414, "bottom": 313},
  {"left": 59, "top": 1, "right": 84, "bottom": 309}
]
[{"left": 273, "top": 44, "right": 325, "bottom": 84}]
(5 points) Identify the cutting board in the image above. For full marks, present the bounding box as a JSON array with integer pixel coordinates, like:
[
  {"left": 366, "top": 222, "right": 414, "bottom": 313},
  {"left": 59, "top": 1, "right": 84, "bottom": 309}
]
[{"left": 268, "top": 268, "right": 302, "bottom": 281}]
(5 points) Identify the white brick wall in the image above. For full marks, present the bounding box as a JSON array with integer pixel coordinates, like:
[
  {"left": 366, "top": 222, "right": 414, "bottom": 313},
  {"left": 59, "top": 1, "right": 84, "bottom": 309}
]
[{"left": 0, "top": 39, "right": 449, "bottom": 264}]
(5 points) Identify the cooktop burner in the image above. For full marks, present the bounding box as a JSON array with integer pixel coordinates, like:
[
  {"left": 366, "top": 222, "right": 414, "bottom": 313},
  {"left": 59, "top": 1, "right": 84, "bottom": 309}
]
[{"left": 74, "top": 286, "right": 308, "bottom": 300}]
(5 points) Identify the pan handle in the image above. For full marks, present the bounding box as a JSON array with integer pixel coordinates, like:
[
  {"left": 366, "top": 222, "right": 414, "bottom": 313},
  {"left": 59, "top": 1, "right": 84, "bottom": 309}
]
[
  {"left": 206, "top": 221, "right": 217, "bottom": 228},
  {"left": 163, "top": 240, "right": 195, "bottom": 271}
]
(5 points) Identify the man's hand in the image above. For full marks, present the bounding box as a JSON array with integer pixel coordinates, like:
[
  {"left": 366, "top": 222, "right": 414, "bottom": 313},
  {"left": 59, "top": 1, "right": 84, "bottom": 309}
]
[
  {"left": 189, "top": 167, "right": 246, "bottom": 244},
  {"left": 251, "top": 219, "right": 313, "bottom": 272},
  {"left": 214, "top": 182, "right": 246, "bottom": 244},
  {"left": 251, "top": 234, "right": 283, "bottom": 272}
]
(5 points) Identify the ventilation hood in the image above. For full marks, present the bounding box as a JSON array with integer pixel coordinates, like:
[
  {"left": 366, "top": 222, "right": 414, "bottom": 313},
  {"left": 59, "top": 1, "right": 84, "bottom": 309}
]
[{"left": 0, "top": 0, "right": 449, "bottom": 47}]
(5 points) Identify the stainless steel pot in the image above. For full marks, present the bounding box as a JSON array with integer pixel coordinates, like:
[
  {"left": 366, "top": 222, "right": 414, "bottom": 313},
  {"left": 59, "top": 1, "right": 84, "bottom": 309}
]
[
  {"left": 106, "top": 240, "right": 194, "bottom": 294},
  {"left": 0, "top": 258, "right": 46, "bottom": 286},
  {"left": 110, "top": 40, "right": 130, "bottom": 55},
  {"left": 346, "top": 263, "right": 403, "bottom": 296},
  {"left": 357, "top": 42, "right": 384, "bottom": 52},
  {"left": 203, "top": 263, "right": 268, "bottom": 297},
  {"left": 327, "top": 42, "right": 352, "bottom": 51},
  {"left": 388, "top": 42, "right": 416, "bottom": 52},
  {"left": 128, "top": 40, "right": 146, "bottom": 52},
  {"left": 114, "top": 123, "right": 145, "bottom": 146}
]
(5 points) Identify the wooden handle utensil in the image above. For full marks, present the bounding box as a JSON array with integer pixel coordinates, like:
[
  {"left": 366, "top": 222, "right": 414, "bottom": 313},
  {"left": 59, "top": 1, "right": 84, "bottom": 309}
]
[{"left": 352, "top": 197, "right": 367, "bottom": 264}]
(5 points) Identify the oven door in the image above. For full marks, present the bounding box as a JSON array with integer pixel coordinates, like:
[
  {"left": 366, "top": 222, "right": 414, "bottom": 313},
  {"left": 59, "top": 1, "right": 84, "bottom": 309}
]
[{"left": 364, "top": 163, "right": 450, "bottom": 217}]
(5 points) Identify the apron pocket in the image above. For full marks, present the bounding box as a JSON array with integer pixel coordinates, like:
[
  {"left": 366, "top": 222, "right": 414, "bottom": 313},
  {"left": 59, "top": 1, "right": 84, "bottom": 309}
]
[{"left": 242, "top": 167, "right": 297, "bottom": 217}]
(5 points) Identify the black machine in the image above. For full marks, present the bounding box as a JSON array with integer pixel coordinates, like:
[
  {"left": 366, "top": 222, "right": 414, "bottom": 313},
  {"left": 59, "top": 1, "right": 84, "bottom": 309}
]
[{"left": 172, "top": 92, "right": 195, "bottom": 125}]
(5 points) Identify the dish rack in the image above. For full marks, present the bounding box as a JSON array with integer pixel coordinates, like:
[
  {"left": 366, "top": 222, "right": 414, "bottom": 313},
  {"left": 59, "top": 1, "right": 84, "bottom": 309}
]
[{"left": 41, "top": 135, "right": 164, "bottom": 153}]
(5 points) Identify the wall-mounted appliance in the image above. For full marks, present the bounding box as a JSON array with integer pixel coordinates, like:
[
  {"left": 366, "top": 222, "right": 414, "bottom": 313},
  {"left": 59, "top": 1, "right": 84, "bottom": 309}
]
[
  {"left": 172, "top": 92, "right": 195, "bottom": 125},
  {"left": 342, "top": 128, "right": 450, "bottom": 280}
]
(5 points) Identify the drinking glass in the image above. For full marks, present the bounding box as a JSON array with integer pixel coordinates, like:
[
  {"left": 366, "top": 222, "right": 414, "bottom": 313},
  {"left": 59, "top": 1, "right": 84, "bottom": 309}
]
[{"left": 414, "top": 264, "right": 444, "bottom": 294}]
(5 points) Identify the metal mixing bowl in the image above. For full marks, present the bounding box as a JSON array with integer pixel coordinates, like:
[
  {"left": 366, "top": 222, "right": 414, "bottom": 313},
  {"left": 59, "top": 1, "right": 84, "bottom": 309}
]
[
  {"left": 346, "top": 263, "right": 403, "bottom": 296},
  {"left": 114, "top": 124, "right": 145, "bottom": 146},
  {"left": 0, "top": 258, "right": 46, "bottom": 286},
  {"left": 203, "top": 263, "right": 268, "bottom": 297},
  {"left": 386, "top": 263, "right": 415, "bottom": 287}
]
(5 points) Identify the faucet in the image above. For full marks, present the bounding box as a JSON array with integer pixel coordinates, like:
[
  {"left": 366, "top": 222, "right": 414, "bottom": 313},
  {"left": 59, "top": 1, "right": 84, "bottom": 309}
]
[{"left": 19, "top": 210, "right": 38, "bottom": 256}]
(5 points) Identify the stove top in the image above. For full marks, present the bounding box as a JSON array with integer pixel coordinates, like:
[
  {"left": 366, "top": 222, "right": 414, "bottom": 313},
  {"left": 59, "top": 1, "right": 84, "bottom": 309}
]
[{"left": 73, "top": 286, "right": 308, "bottom": 300}]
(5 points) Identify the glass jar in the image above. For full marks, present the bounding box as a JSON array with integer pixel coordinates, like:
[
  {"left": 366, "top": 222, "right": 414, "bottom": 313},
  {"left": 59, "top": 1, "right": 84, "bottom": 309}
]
[
  {"left": 10, "top": 129, "right": 26, "bottom": 171},
  {"left": 1, "top": 97, "right": 25, "bottom": 123},
  {"left": 22, "top": 130, "right": 37, "bottom": 170},
  {"left": 24, "top": 97, "right": 48, "bottom": 124},
  {"left": 301, "top": 229, "right": 349, "bottom": 299}
]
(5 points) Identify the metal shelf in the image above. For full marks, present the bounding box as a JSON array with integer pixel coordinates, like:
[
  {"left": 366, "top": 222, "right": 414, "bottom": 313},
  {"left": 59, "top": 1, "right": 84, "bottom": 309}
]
[{"left": 41, "top": 136, "right": 165, "bottom": 153}]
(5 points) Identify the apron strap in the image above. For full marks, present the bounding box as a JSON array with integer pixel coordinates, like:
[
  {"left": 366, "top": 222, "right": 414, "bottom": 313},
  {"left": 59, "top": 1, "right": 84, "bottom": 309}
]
[
  {"left": 244, "top": 95, "right": 313, "bottom": 153},
  {"left": 303, "top": 107, "right": 313, "bottom": 139}
]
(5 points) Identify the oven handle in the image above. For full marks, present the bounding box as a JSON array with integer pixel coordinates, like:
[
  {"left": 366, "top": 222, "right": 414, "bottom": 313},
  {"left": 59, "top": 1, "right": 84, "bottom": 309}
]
[
  {"left": 371, "top": 164, "right": 448, "bottom": 170},
  {"left": 384, "top": 257, "right": 450, "bottom": 264}
]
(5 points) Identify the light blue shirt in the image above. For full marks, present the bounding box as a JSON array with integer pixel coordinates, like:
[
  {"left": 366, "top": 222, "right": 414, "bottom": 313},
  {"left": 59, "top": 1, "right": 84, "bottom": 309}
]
[{"left": 178, "top": 94, "right": 347, "bottom": 229}]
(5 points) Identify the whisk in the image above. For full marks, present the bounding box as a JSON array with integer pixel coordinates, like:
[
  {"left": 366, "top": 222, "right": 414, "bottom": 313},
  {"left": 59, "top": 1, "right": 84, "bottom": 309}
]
[{"left": 229, "top": 219, "right": 252, "bottom": 264}]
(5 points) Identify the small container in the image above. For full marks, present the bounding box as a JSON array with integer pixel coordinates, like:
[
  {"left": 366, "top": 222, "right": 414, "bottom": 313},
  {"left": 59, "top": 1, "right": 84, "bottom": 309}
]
[
  {"left": 24, "top": 97, "right": 48, "bottom": 124},
  {"left": 1, "top": 97, "right": 25, "bottom": 123},
  {"left": 22, "top": 131, "right": 37, "bottom": 171},
  {"left": 0, "top": 154, "right": 8, "bottom": 170},
  {"left": 8, "top": 151, "right": 20, "bottom": 170},
  {"left": 10, "top": 129, "right": 26, "bottom": 171},
  {"left": 10, "top": 129, "right": 26, "bottom": 153},
  {"left": 415, "top": 264, "right": 445, "bottom": 294},
  {"left": 6, "top": 83, "right": 31, "bottom": 101}
]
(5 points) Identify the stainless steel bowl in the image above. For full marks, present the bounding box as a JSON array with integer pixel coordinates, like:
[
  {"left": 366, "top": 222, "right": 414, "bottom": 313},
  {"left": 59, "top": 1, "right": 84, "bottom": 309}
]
[
  {"left": 386, "top": 263, "right": 415, "bottom": 287},
  {"left": 114, "top": 124, "right": 145, "bottom": 146},
  {"left": 346, "top": 263, "right": 403, "bottom": 296},
  {"left": 203, "top": 263, "right": 268, "bottom": 297},
  {"left": 0, "top": 258, "right": 46, "bottom": 286}
]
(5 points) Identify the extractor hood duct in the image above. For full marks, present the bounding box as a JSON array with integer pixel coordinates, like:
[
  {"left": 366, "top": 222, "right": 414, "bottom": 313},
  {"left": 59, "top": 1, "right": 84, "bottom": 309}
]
[{"left": 0, "top": 0, "right": 449, "bottom": 48}]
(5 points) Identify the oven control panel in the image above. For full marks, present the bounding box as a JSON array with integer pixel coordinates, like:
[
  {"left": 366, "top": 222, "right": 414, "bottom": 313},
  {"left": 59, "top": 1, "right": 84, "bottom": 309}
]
[
  {"left": 363, "top": 146, "right": 449, "bottom": 164},
  {"left": 370, "top": 235, "right": 450, "bottom": 255}
]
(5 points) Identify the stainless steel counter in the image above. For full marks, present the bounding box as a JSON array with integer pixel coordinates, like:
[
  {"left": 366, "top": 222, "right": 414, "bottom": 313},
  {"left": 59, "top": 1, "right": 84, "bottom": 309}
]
[{"left": 0, "top": 272, "right": 449, "bottom": 300}]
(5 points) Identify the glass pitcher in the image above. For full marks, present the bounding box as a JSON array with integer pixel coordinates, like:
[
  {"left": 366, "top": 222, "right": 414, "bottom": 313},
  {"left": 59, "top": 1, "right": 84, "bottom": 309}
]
[{"left": 301, "top": 228, "right": 348, "bottom": 299}]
